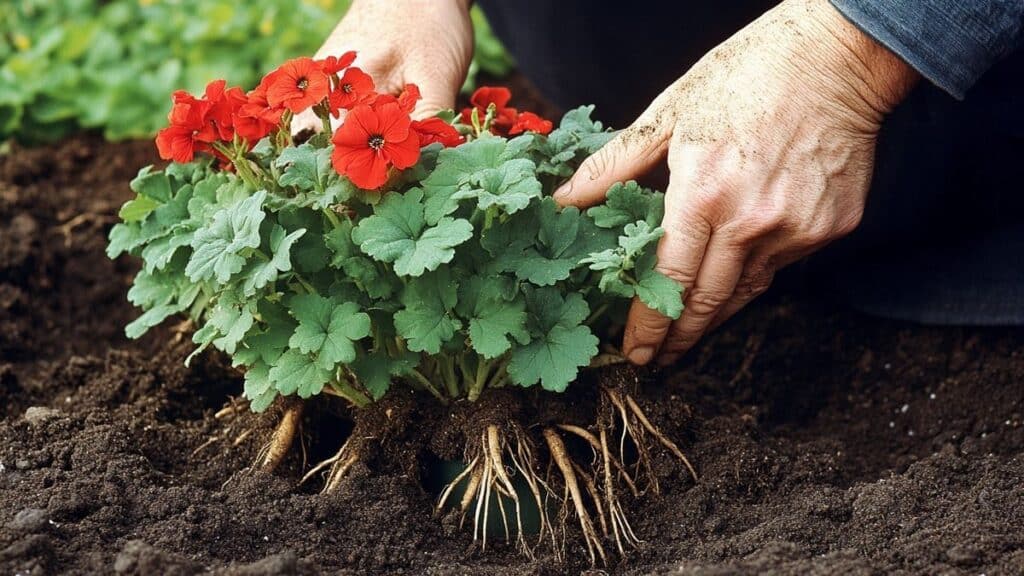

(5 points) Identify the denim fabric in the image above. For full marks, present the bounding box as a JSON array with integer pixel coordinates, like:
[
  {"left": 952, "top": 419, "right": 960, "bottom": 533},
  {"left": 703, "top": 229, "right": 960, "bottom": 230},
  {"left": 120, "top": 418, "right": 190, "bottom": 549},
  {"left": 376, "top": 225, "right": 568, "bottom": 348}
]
[
  {"left": 478, "top": 0, "right": 1024, "bottom": 325},
  {"left": 830, "top": 0, "right": 1024, "bottom": 98}
]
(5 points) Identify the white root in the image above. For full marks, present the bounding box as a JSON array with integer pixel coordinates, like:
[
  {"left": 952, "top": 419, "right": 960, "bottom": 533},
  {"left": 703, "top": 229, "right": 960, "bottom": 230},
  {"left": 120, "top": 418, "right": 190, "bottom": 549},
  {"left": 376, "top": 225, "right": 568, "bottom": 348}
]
[
  {"left": 255, "top": 403, "right": 303, "bottom": 472},
  {"left": 623, "top": 393, "right": 699, "bottom": 483},
  {"left": 436, "top": 425, "right": 548, "bottom": 559},
  {"left": 323, "top": 438, "right": 361, "bottom": 493},
  {"left": 432, "top": 387, "right": 696, "bottom": 565},
  {"left": 543, "top": 427, "right": 607, "bottom": 566}
]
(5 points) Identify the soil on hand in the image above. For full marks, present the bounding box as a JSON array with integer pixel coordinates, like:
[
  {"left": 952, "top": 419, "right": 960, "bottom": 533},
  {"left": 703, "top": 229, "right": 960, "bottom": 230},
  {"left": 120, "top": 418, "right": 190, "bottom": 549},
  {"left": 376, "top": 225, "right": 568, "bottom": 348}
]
[{"left": 2, "top": 133, "right": 1023, "bottom": 576}]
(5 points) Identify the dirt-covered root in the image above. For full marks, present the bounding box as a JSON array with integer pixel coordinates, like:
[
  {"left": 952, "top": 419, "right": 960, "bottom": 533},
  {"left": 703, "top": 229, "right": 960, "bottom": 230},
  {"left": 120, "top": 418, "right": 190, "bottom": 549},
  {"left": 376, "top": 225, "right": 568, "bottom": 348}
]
[
  {"left": 436, "top": 424, "right": 552, "bottom": 559},
  {"left": 555, "top": 424, "right": 641, "bottom": 556},
  {"left": 254, "top": 402, "right": 304, "bottom": 472},
  {"left": 601, "top": 385, "right": 698, "bottom": 490},
  {"left": 536, "top": 386, "right": 697, "bottom": 563},
  {"left": 543, "top": 427, "right": 608, "bottom": 565},
  {"left": 301, "top": 436, "right": 362, "bottom": 493}
]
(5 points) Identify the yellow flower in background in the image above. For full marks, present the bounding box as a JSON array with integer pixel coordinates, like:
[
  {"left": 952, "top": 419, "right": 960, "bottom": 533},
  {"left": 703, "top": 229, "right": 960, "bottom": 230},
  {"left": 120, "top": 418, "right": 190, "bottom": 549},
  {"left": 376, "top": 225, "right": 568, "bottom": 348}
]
[
  {"left": 259, "top": 16, "right": 273, "bottom": 36},
  {"left": 13, "top": 33, "right": 31, "bottom": 51}
]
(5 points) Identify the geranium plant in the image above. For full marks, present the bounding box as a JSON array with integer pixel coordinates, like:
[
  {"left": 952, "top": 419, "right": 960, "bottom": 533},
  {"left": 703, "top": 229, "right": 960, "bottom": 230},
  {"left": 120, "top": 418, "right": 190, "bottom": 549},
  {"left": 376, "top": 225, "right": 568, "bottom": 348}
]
[{"left": 109, "top": 54, "right": 696, "bottom": 564}]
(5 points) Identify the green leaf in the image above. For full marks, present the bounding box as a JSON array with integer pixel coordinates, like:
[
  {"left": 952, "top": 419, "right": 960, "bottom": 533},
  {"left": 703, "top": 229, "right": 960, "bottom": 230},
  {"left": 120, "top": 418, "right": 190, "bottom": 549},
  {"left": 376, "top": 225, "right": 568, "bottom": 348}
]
[
  {"left": 507, "top": 325, "right": 597, "bottom": 392},
  {"left": 118, "top": 195, "right": 160, "bottom": 222},
  {"left": 208, "top": 291, "right": 256, "bottom": 355},
  {"left": 185, "top": 190, "right": 266, "bottom": 284},
  {"left": 457, "top": 276, "right": 529, "bottom": 358},
  {"left": 536, "top": 106, "right": 615, "bottom": 177},
  {"left": 107, "top": 223, "right": 143, "bottom": 258},
  {"left": 273, "top": 143, "right": 354, "bottom": 208},
  {"left": 268, "top": 349, "right": 333, "bottom": 398},
  {"left": 130, "top": 165, "right": 172, "bottom": 203},
  {"left": 618, "top": 221, "right": 664, "bottom": 259},
  {"left": 634, "top": 252, "right": 684, "bottom": 319},
  {"left": 287, "top": 294, "right": 371, "bottom": 370},
  {"left": 127, "top": 269, "right": 175, "bottom": 308},
  {"left": 507, "top": 288, "right": 597, "bottom": 392},
  {"left": 125, "top": 304, "right": 180, "bottom": 339},
  {"left": 243, "top": 363, "right": 278, "bottom": 412},
  {"left": 422, "top": 136, "right": 533, "bottom": 223},
  {"left": 352, "top": 188, "right": 473, "bottom": 277},
  {"left": 587, "top": 181, "right": 664, "bottom": 229},
  {"left": 453, "top": 157, "right": 541, "bottom": 216},
  {"left": 241, "top": 225, "right": 306, "bottom": 296},
  {"left": 350, "top": 352, "right": 419, "bottom": 400},
  {"left": 501, "top": 199, "right": 616, "bottom": 286},
  {"left": 394, "top": 269, "right": 460, "bottom": 354}
]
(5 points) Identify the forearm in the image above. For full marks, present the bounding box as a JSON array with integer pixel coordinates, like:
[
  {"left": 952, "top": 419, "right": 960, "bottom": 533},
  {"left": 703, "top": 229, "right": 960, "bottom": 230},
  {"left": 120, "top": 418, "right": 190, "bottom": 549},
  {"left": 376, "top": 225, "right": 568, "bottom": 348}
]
[{"left": 829, "top": 0, "right": 1024, "bottom": 98}]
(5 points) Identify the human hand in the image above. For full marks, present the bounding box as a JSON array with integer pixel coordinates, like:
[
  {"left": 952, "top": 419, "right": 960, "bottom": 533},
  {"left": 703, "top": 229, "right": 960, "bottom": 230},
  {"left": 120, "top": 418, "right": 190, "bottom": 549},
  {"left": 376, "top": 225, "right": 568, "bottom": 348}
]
[
  {"left": 293, "top": 0, "right": 473, "bottom": 132},
  {"left": 555, "top": 0, "right": 918, "bottom": 365}
]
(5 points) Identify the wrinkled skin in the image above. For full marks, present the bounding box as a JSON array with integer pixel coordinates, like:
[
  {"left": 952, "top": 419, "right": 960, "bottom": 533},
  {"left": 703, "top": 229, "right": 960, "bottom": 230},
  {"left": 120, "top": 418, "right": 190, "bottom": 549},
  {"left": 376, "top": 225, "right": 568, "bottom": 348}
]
[{"left": 305, "top": 0, "right": 918, "bottom": 362}]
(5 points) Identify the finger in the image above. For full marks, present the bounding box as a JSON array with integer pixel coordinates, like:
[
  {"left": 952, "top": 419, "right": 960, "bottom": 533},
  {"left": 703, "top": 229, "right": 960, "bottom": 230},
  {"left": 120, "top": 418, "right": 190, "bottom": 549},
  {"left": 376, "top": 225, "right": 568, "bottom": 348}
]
[
  {"left": 658, "top": 234, "right": 746, "bottom": 363},
  {"left": 405, "top": 56, "right": 464, "bottom": 120},
  {"left": 554, "top": 103, "right": 672, "bottom": 208},
  {"left": 623, "top": 179, "right": 712, "bottom": 365},
  {"left": 407, "top": 79, "right": 457, "bottom": 121},
  {"left": 706, "top": 254, "right": 776, "bottom": 333}
]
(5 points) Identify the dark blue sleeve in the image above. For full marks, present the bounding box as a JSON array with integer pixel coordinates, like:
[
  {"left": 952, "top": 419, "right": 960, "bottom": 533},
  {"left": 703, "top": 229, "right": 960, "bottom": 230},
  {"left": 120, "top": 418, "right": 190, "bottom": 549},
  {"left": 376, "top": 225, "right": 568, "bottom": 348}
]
[{"left": 829, "top": 0, "right": 1024, "bottom": 99}]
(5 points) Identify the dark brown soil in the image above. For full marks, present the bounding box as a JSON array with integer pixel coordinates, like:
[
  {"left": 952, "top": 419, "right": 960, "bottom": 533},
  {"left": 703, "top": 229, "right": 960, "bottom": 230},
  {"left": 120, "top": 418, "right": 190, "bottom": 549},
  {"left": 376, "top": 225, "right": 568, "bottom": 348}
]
[{"left": 2, "top": 133, "right": 1023, "bottom": 576}]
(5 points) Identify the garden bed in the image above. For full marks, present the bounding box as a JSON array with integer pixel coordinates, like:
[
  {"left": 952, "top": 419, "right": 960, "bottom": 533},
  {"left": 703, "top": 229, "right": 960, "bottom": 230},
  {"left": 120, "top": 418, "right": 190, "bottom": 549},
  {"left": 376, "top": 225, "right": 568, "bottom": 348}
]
[{"left": 2, "top": 128, "right": 1023, "bottom": 575}]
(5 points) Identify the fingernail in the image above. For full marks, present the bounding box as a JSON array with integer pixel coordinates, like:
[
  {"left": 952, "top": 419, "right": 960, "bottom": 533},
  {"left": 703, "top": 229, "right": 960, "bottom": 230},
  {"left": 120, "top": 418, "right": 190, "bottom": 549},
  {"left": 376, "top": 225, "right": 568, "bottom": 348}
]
[
  {"left": 657, "top": 353, "right": 680, "bottom": 367},
  {"left": 627, "top": 346, "right": 655, "bottom": 366},
  {"left": 553, "top": 180, "right": 574, "bottom": 199}
]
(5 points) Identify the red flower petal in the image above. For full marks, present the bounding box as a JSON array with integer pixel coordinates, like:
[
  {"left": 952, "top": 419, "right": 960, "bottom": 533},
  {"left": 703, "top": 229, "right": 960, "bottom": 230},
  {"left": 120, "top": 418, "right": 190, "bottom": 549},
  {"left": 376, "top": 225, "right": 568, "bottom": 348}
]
[
  {"left": 412, "top": 118, "right": 464, "bottom": 147},
  {"left": 470, "top": 86, "right": 512, "bottom": 110}
]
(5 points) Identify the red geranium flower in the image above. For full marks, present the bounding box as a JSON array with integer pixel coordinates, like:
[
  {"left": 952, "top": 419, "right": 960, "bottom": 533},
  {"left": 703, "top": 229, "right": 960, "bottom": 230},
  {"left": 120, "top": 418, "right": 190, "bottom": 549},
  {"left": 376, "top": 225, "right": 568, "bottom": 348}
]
[
  {"left": 155, "top": 90, "right": 215, "bottom": 163},
  {"left": 331, "top": 101, "right": 421, "bottom": 189},
  {"left": 265, "top": 57, "right": 331, "bottom": 113},
  {"left": 509, "top": 111, "right": 553, "bottom": 136},
  {"left": 234, "top": 80, "right": 284, "bottom": 143},
  {"left": 461, "top": 86, "right": 518, "bottom": 134},
  {"left": 202, "top": 80, "right": 253, "bottom": 142},
  {"left": 316, "top": 51, "right": 357, "bottom": 75},
  {"left": 397, "top": 83, "right": 421, "bottom": 114},
  {"left": 240, "top": 79, "right": 286, "bottom": 126},
  {"left": 328, "top": 67, "right": 376, "bottom": 115},
  {"left": 412, "top": 117, "right": 465, "bottom": 148}
]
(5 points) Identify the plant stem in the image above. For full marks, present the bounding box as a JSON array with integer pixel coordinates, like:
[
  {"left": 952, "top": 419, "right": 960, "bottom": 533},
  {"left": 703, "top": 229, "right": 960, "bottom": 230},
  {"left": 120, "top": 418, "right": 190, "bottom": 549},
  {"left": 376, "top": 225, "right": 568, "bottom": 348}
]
[
  {"left": 323, "top": 207, "right": 342, "bottom": 229},
  {"left": 327, "top": 379, "right": 371, "bottom": 408},
  {"left": 586, "top": 301, "right": 610, "bottom": 326},
  {"left": 291, "top": 273, "right": 316, "bottom": 294},
  {"left": 489, "top": 362, "right": 510, "bottom": 388},
  {"left": 468, "top": 357, "right": 490, "bottom": 401},
  {"left": 408, "top": 369, "right": 446, "bottom": 402},
  {"left": 441, "top": 356, "right": 460, "bottom": 398},
  {"left": 457, "top": 353, "right": 475, "bottom": 392}
]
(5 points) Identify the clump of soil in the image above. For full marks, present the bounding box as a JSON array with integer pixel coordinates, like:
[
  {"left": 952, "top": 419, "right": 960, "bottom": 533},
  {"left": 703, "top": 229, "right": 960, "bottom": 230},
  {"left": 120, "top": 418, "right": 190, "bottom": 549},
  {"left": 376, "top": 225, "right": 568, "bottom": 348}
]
[{"left": 2, "top": 133, "right": 1023, "bottom": 576}]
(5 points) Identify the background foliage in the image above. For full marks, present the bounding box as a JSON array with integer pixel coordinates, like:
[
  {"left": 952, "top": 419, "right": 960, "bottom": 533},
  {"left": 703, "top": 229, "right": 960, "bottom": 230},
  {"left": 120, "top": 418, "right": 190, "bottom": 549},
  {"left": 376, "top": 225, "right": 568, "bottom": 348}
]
[{"left": 0, "top": 0, "right": 513, "bottom": 143}]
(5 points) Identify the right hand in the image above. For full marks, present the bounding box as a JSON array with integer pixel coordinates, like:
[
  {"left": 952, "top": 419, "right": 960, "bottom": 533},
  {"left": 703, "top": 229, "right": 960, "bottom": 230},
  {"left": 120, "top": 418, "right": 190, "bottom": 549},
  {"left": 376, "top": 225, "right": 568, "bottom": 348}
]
[{"left": 292, "top": 0, "right": 474, "bottom": 133}]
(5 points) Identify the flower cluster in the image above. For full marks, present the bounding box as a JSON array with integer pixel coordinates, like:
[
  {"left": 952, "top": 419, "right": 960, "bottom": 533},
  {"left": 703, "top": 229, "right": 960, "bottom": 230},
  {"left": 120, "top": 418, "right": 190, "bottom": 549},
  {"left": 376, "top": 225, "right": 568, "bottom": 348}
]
[
  {"left": 460, "top": 86, "right": 553, "bottom": 137},
  {"left": 155, "top": 55, "right": 553, "bottom": 190}
]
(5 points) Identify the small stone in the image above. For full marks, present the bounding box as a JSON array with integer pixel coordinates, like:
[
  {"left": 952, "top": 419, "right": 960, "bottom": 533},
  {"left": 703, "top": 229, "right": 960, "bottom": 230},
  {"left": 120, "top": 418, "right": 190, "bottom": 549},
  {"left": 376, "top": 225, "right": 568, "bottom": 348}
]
[
  {"left": 15, "top": 459, "right": 31, "bottom": 470},
  {"left": 24, "top": 407, "right": 61, "bottom": 426},
  {"left": 946, "top": 544, "right": 981, "bottom": 566},
  {"left": 9, "top": 508, "right": 48, "bottom": 533}
]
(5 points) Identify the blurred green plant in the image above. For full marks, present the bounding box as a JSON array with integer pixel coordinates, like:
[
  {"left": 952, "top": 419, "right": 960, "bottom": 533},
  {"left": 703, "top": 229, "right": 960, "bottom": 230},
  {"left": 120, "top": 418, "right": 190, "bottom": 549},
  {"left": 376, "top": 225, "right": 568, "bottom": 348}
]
[{"left": 0, "top": 0, "right": 512, "bottom": 144}]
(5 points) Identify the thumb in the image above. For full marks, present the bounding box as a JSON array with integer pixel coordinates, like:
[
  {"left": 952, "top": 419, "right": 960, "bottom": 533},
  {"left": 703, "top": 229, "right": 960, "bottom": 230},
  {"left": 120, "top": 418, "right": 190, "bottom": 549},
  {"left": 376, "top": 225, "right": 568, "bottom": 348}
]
[{"left": 554, "top": 107, "right": 671, "bottom": 208}]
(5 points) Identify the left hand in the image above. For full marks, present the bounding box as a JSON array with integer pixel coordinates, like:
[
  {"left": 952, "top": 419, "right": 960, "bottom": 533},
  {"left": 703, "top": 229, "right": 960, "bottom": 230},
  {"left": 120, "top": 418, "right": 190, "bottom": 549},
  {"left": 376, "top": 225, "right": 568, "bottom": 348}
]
[{"left": 554, "top": 0, "right": 918, "bottom": 365}]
